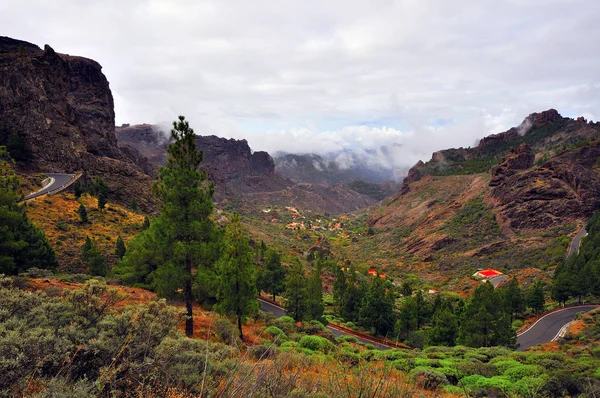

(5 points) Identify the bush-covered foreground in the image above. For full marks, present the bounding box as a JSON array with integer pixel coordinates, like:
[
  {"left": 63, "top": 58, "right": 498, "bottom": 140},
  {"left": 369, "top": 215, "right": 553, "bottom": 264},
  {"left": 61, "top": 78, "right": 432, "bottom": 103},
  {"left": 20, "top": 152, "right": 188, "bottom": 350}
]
[
  {"left": 0, "top": 276, "right": 425, "bottom": 397},
  {"left": 3, "top": 276, "right": 600, "bottom": 397}
]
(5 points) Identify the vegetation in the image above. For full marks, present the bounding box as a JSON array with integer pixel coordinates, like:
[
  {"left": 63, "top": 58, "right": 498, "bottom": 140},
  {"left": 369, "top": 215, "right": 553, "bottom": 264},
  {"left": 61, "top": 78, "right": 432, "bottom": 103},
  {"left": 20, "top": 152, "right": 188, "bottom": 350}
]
[
  {"left": 552, "top": 210, "right": 600, "bottom": 304},
  {"left": 257, "top": 249, "right": 286, "bottom": 301},
  {"left": 116, "top": 116, "right": 221, "bottom": 336},
  {"left": 0, "top": 147, "right": 57, "bottom": 275},
  {"left": 214, "top": 214, "right": 259, "bottom": 339}
]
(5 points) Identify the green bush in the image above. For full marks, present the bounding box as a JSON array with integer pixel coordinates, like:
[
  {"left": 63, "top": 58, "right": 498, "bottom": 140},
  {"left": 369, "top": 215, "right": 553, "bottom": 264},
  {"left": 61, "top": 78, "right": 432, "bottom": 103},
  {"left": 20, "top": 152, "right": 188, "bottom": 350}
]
[
  {"left": 273, "top": 316, "right": 297, "bottom": 334},
  {"left": 213, "top": 318, "right": 240, "bottom": 346},
  {"left": 410, "top": 367, "right": 449, "bottom": 390},
  {"left": 298, "top": 335, "right": 335, "bottom": 354},
  {"left": 248, "top": 344, "right": 276, "bottom": 360},
  {"left": 264, "top": 325, "right": 288, "bottom": 344}
]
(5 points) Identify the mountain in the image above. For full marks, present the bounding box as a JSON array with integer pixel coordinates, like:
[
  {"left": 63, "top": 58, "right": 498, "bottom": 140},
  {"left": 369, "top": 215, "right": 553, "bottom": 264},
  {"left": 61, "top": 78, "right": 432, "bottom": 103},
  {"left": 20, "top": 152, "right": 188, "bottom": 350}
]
[
  {"left": 0, "top": 37, "right": 155, "bottom": 210},
  {"left": 274, "top": 145, "right": 408, "bottom": 184},
  {"left": 365, "top": 110, "right": 600, "bottom": 286},
  {"left": 115, "top": 124, "right": 377, "bottom": 214}
]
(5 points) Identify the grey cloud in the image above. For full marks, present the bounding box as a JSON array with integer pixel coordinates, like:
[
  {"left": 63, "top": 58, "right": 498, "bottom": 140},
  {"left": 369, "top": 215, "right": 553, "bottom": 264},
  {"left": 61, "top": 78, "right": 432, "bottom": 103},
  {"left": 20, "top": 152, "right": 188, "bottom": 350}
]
[{"left": 2, "top": 0, "right": 599, "bottom": 168}]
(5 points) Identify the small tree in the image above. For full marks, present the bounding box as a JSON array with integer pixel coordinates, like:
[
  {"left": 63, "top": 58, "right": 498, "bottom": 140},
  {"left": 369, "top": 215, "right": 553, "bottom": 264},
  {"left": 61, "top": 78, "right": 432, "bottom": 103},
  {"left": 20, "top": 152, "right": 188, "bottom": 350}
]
[
  {"left": 81, "top": 237, "right": 107, "bottom": 277},
  {"left": 130, "top": 197, "right": 138, "bottom": 212},
  {"left": 115, "top": 235, "right": 126, "bottom": 260},
  {"left": 73, "top": 180, "right": 84, "bottom": 199},
  {"left": 78, "top": 204, "right": 88, "bottom": 224},
  {"left": 142, "top": 215, "right": 150, "bottom": 230},
  {"left": 215, "top": 214, "right": 258, "bottom": 339},
  {"left": 359, "top": 276, "right": 395, "bottom": 336},
  {"left": 257, "top": 249, "right": 286, "bottom": 301},
  {"left": 428, "top": 304, "right": 458, "bottom": 346}
]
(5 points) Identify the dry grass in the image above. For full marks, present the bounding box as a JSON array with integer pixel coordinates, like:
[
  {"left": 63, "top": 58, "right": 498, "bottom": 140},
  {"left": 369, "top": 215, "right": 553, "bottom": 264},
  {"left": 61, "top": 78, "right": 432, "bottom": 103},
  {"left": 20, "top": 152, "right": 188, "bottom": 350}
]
[{"left": 26, "top": 192, "right": 145, "bottom": 272}]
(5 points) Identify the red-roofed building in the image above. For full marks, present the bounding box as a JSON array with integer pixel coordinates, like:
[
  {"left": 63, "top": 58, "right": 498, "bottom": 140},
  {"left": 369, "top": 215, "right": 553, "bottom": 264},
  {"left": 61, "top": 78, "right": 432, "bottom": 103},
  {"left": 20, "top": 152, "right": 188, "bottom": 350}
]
[
  {"left": 473, "top": 269, "right": 503, "bottom": 279},
  {"left": 368, "top": 269, "right": 378, "bottom": 276},
  {"left": 379, "top": 274, "right": 387, "bottom": 279}
]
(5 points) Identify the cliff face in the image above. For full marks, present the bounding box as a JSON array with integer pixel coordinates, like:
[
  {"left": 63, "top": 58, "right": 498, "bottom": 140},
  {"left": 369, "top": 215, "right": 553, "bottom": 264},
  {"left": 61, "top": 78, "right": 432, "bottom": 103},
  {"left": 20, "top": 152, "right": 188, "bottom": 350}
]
[
  {"left": 0, "top": 37, "right": 154, "bottom": 210},
  {"left": 116, "top": 124, "right": 376, "bottom": 214}
]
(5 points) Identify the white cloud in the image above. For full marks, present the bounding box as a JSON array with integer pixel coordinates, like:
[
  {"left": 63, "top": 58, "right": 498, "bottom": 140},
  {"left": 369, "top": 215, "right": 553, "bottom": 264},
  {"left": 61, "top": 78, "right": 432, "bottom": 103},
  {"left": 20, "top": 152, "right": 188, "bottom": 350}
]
[{"left": 2, "top": 0, "right": 599, "bottom": 167}]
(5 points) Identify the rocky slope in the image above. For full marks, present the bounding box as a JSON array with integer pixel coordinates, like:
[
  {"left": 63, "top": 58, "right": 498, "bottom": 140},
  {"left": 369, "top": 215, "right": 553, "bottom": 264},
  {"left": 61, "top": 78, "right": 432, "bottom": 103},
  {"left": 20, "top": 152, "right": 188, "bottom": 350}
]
[
  {"left": 365, "top": 110, "right": 600, "bottom": 285},
  {"left": 115, "top": 124, "right": 376, "bottom": 214},
  {"left": 0, "top": 37, "right": 155, "bottom": 210}
]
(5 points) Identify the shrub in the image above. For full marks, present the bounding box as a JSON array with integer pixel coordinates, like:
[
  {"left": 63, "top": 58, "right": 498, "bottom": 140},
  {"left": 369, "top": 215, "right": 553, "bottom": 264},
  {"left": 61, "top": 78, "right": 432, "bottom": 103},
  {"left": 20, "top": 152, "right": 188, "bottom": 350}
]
[
  {"left": 213, "top": 318, "right": 240, "bottom": 346},
  {"left": 410, "top": 367, "right": 449, "bottom": 390},
  {"left": 273, "top": 316, "right": 297, "bottom": 334},
  {"left": 337, "top": 351, "right": 361, "bottom": 366},
  {"left": 336, "top": 335, "right": 358, "bottom": 344},
  {"left": 298, "top": 335, "right": 335, "bottom": 354},
  {"left": 20, "top": 267, "right": 54, "bottom": 278},
  {"left": 264, "top": 326, "right": 288, "bottom": 344},
  {"left": 248, "top": 344, "right": 277, "bottom": 360}
]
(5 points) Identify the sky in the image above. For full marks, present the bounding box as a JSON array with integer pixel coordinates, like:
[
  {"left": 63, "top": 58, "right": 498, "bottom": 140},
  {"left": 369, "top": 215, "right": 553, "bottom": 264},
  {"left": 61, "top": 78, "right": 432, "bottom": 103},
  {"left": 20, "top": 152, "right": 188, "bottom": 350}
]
[{"left": 2, "top": 0, "right": 600, "bottom": 168}]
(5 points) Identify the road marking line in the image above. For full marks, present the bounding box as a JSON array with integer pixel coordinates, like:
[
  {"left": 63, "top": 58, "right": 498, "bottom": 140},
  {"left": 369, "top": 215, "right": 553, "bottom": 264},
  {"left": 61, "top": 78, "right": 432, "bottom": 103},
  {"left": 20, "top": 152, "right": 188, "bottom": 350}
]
[{"left": 517, "top": 305, "right": 598, "bottom": 336}]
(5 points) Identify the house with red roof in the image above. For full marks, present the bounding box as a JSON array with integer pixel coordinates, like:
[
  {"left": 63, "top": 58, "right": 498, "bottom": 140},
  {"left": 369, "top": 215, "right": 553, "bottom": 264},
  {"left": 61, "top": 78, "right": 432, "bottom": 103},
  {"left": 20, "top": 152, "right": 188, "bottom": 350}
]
[{"left": 472, "top": 268, "right": 503, "bottom": 279}]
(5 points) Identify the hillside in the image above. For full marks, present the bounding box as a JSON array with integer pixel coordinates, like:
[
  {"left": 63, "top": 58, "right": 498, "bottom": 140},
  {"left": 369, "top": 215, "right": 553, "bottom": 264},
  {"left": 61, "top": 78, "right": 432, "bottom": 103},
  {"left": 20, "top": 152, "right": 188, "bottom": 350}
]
[
  {"left": 362, "top": 110, "right": 600, "bottom": 290},
  {"left": 116, "top": 123, "right": 378, "bottom": 214},
  {"left": 0, "top": 37, "right": 156, "bottom": 211}
]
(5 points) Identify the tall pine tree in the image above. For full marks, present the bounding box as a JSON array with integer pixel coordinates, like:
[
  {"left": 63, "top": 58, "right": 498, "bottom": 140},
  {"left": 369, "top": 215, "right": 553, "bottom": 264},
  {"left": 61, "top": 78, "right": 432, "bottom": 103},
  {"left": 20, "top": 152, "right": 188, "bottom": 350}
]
[
  {"left": 215, "top": 214, "right": 258, "bottom": 339},
  {"left": 284, "top": 260, "right": 309, "bottom": 321},
  {"left": 115, "top": 116, "right": 221, "bottom": 336},
  {"left": 257, "top": 249, "right": 287, "bottom": 301}
]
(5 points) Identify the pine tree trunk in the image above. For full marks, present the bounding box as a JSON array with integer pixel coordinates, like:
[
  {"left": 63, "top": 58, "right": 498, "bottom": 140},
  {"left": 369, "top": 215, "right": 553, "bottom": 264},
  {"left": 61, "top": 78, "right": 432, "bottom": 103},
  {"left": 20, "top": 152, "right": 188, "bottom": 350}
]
[
  {"left": 273, "top": 292, "right": 276, "bottom": 301},
  {"left": 238, "top": 315, "right": 244, "bottom": 340},
  {"left": 185, "top": 256, "right": 194, "bottom": 337}
]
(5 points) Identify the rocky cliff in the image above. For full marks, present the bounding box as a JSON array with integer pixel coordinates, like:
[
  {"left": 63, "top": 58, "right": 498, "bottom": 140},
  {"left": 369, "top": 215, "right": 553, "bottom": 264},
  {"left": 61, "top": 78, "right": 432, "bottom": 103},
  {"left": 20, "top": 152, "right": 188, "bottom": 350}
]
[
  {"left": 116, "top": 124, "right": 376, "bottom": 214},
  {"left": 0, "top": 37, "right": 154, "bottom": 210}
]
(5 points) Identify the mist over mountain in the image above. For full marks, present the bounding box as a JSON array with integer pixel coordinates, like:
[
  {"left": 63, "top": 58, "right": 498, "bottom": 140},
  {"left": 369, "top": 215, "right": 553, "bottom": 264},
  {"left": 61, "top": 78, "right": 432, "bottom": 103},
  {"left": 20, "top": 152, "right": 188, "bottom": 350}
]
[{"left": 274, "top": 145, "right": 409, "bottom": 184}]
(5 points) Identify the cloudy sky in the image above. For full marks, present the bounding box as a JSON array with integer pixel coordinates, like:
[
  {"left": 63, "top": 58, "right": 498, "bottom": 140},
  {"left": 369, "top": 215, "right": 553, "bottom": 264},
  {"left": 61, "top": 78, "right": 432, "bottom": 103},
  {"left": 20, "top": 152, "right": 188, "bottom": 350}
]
[{"left": 2, "top": 0, "right": 600, "bottom": 167}]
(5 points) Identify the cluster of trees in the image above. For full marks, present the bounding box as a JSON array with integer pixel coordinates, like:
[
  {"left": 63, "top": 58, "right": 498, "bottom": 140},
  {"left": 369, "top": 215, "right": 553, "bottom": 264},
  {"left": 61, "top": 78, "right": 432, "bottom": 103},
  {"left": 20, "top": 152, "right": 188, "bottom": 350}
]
[
  {"left": 333, "top": 267, "right": 545, "bottom": 348},
  {"left": 73, "top": 177, "right": 109, "bottom": 210},
  {"left": 552, "top": 211, "right": 600, "bottom": 305},
  {"left": 0, "top": 146, "right": 57, "bottom": 275}
]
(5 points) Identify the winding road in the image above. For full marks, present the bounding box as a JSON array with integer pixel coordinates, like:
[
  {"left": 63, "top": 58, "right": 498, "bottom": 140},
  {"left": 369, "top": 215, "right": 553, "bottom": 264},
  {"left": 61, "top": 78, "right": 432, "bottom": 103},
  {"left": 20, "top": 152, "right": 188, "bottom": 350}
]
[
  {"left": 566, "top": 226, "right": 588, "bottom": 259},
  {"left": 516, "top": 305, "right": 598, "bottom": 351},
  {"left": 258, "top": 298, "right": 393, "bottom": 350},
  {"left": 23, "top": 173, "right": 78, "bottom": 201}
]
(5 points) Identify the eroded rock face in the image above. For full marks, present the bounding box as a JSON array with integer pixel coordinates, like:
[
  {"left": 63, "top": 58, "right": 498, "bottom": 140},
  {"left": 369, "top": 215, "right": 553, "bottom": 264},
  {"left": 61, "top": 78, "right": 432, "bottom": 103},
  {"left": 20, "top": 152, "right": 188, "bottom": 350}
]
[
  {"left": 116, "top": 124, "right": 375, "bottom": 214},
  {"left": 0, "top": 37, "right": 155, "bottom": 210},
  {"left": 491, "top": 146, "right": 600, "bottom": 230},
  {"left": 489, "top": 143, "right": 534, "bottom": 187}
]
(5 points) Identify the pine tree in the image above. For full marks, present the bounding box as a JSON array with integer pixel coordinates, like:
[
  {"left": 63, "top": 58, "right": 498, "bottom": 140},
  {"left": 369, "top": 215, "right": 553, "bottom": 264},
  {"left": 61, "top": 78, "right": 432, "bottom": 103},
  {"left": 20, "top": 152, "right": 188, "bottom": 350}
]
[
  {"left": 78, "top": 204, "right": 88, "bottom": 224},
  {"left": 0, "top": 147, "right": 57, "bottom": 274},
  {"left": 340, "top": 271, "right": 366, "bottom": 323},
  {"left": 215, "top": 214, "right": 258, "bottom": 339},
  {"left": 551, "top": 272, "right": 573, "bottom": 306},
  {"left": 81, "top": 237, "right": 107, "bottom": 277},
  {"left": 92, "top": 178, "right": 109, "bottom": 210},
  {"left": 115, "top": 116, "right": 221, "bottom": 336},
  {"left": 6, "top": 130, "right": 29, "bottom": 162},
  {"left": 396, "top": 297, "right": 418, "bottom": 340},
  {"left": 142, "top": 215, "right": 150, "bottom": 230},
  {"left": 115, "top": 235, "right": 126, "bottom": 260},
  {"left": 332, "top": 267, "right": 348, "bottom": 315},
  {"left": 458, "top": 282, "right": 516, "bottom": 348},
  {"left": 359, "top": 276, "right": 395, "bottom": 336},
  {"left": 502, "top": 278, "right": 525, "bottom": 321},
  {"left": 130, "top": 197, "right": 138, "bottom": 212},
  {"left": 400, "top": 281, "right": 412, "bottom": 297},
  {"left": 526, "top": 280, "right": 545, "bottom": 314},
  {"left": 257, "top": 249, "right": 287, "bottom": 301},
  {"left": 284, "top": 260, "right": 309, "bottom": 321},
  {"left": 73, "top": 180, "right": 84, "bottom": 199},
  {"left": 428, "top": 303, "right": 458, "bottom": 346},
  {"left": 306, "top": 265, "right": 324, "bottom": 322}
]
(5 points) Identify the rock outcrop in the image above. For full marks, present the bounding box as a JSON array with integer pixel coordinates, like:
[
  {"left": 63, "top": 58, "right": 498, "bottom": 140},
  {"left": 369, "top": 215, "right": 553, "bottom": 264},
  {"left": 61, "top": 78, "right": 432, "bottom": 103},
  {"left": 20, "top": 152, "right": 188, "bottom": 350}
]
[
  {"left": 489, "top": 143, "right": 534, "bottom": 187},
  {"left": 0, "top": 37, "right": 154, "bottom": 210},
  {"left": 490, "top": 145, "right": 600, "bottom": 229},
  {"left": 116, "top": 124, "right": 376, "bottom": 214}
]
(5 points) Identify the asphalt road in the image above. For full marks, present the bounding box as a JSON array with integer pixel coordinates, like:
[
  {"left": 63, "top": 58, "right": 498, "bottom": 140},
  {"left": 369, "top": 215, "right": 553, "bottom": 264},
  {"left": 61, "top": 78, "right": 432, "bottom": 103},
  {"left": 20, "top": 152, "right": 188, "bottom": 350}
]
[
  {"left": 489, "top": 274, "right": 508, "bottom": 288},
  {"left": 566, "top": 226, "right": 587, "bottom": 259},
  {"left": 517, "top": 305, "right": 599, "bottom": 351},
  {"left": 258, "top": 298, "right": 391, "bottom": 350},
  {"left": 24, "top": 173, "right": 76, "bottom": 201}
]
